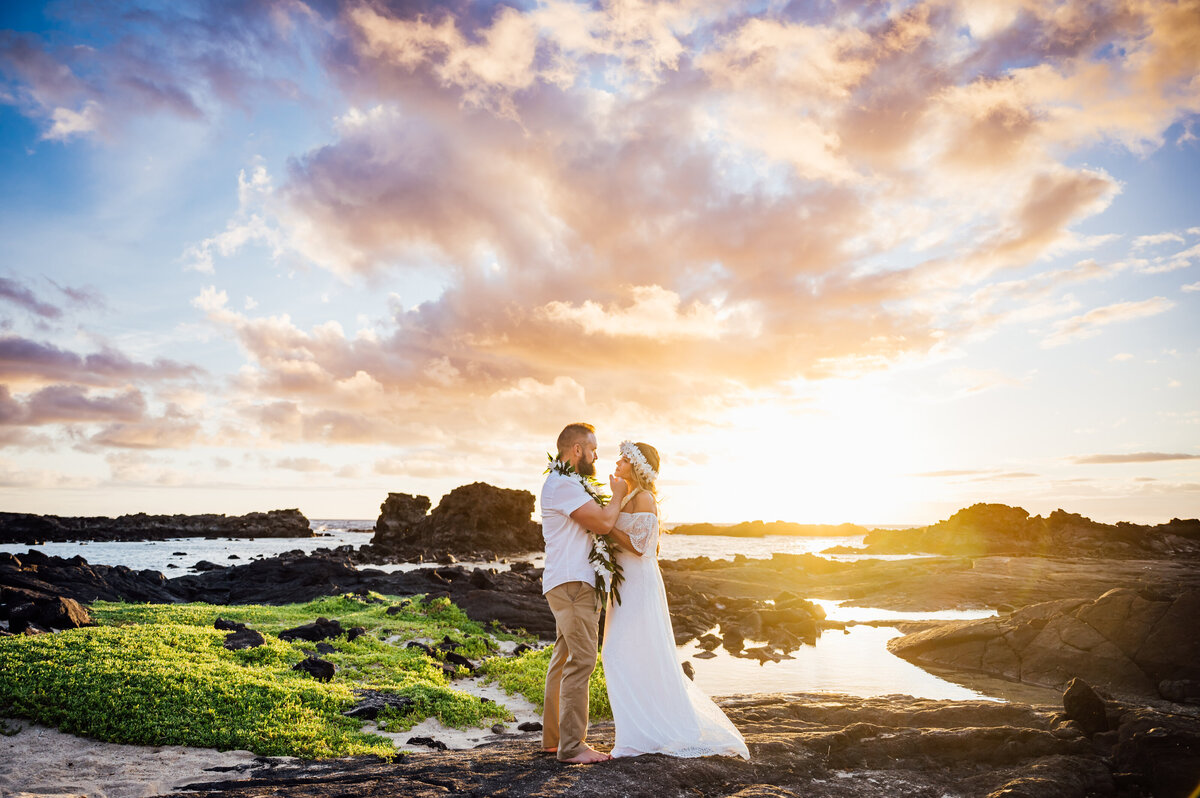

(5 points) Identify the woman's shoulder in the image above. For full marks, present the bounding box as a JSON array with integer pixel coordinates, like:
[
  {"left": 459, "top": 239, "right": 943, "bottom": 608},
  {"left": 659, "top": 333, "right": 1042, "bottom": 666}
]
[{"left": 627, "top": 491, "right": 657, "bottom": 515}]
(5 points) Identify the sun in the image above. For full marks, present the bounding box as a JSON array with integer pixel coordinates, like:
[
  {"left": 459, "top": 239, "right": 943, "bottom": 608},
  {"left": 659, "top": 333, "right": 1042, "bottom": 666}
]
[{"left": 665, "top": 380, "right": 924, "bottom": 525}]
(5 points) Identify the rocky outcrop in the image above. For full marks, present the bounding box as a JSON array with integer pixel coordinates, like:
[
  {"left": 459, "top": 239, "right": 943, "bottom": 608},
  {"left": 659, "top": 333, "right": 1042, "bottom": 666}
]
[
  {"left": 857, "top": 503, "right": 1200, "bottom": 558},
  {"left": 364, "top": 483, "right": 542, "bottom": 562},
  {"left": 659, "top": 551, "right": 1200, "bottom": 614},
  {"left": 671, "top": 521, "right": 868, "bottom": 537},
  {"left": 1, "top": 549, "right": 178, "bottom": 604},
  {"left": 0, "top": 509, "right": 312, "bottom": 544},
  {"left": 166, "top": 691, "right": 1200, "bottom": 798},
  {"left": 2, "top": 594, "right": 91, "bottom": 634},
  {"left": 888, "top": 588, "right": 1200, "bottom": 703}
]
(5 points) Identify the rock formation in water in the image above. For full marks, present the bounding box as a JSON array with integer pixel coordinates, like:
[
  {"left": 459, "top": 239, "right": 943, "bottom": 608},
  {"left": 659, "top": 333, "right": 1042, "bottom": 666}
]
[
  {"left": 0, "top": 509, "right": 312, "bottom": 544},
  {"left": 855, "top": 503, "right": 1200, "bottom": 558},
  {"left": 888, "top": 587, "right": 1200, "bottom": 703},
  {"left": 362, "top": 482, "right": 543, "bottom": 563}
]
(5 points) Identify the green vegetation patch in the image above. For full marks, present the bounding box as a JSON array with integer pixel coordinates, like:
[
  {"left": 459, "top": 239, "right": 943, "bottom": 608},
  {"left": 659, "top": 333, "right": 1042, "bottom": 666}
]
[
  {"left": 0, "top": 592, "right": 536, "bottom": 759},
  {"left": 480, "top": 646, "right": 612, "bottom": 720}
]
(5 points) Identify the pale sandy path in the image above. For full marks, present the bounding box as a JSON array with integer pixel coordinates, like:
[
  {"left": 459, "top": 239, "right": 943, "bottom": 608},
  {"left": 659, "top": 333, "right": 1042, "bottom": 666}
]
[{"left": 0, "top": 718, "right": 271, "bottom": 798}]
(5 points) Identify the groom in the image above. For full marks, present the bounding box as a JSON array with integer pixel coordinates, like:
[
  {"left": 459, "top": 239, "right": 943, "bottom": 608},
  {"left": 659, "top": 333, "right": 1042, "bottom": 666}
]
[{"left": 540, "top": 422, "right": 626, "bottom": 764}]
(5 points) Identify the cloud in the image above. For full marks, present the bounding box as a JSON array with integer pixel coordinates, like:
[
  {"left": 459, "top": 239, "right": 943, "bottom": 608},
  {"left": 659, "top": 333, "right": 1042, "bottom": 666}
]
[
  {"left": 275, "top": 456, "right": 332, "bottom": 472},
  {"left": 9, "top": 0, "right": 1200, "bottom": 469},
  {"left": 1133, "top": 232, "right": 1186, "bottom": 248},
  {"left": 23, "top": 384, "right": 147, "bottom": 424},
  {"left": 0, "top": 459, "right": 97, "bottom": 489},
  {"left": 103, "top": 451, "right": 190, "bottom": 486},
  {"left": 1073, "top": 452, "right": 1200, "bottom": 464},
  {"left": 0, "top": 5, "right": 312, "bottom": 140},
  {"left": 181, "top": 165, "right": 283, "bottom": 274},
  {"left": 1184, "top": 281, "right": 1200, "bottom": 293},
  {"left": 43, "top": 99, "right": 102, "bottom": 141},
  {"left": 0, "top": 334, "right": 202, "bottom": 386},
  {"left": 538, "top": 286, "right": 762, "bottom": 341},
  {"left": 937, "top": 367, "right": 1033, "bottom": 398},
  {"left": 1041, "top": 297, "right": 1175, "bottom": 348},
  {"left": 970, "top": 471, "right": 1039, "bottom": 481},
  {"left": 0, "top": 277, "right": 62, "bottom": 318},
  {"left": 88, "top": 414, "right": 202, "bottom": 450}
]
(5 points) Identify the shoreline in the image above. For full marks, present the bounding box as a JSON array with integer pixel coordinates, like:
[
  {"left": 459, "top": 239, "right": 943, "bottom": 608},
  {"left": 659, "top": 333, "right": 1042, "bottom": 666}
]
[{"left": 8, "top": 691, "right": 1191, "bottom": 798}]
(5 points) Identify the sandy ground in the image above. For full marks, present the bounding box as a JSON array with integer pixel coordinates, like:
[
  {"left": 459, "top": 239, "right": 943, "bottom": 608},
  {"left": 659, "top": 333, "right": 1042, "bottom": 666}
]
[
  {"left": 0, "top": 673, "right": 545, "bottom": 798},
  {"left": 0, "top": 718, "right": 270, "bottom": 798}
]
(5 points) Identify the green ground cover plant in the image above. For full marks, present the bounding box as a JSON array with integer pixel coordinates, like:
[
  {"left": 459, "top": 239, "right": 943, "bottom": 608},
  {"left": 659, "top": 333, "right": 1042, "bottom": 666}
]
[
  {"left": 479, "top": 646, "right": 612, "bottom": 720},
  {"left": 0, "top": 592, "right": 538, "bottom": 759}
]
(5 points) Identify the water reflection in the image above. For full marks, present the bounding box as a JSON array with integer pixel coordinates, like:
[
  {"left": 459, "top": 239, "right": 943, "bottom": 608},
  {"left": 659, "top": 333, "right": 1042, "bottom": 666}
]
[
  {"left": 681, "top": 624, "right": 998, "bottom": 701},
  {"left": 809, "top": 599, "right": 997, "bottom": 623}
]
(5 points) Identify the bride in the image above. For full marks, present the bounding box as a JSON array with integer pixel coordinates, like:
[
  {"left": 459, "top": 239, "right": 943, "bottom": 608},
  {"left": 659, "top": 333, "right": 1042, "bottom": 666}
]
[{"left": 599, "top": 440, "right": 750, "bottom": 759}]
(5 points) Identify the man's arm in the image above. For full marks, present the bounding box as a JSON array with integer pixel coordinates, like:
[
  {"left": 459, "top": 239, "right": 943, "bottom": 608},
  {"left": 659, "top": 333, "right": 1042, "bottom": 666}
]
[
  {"left": 604, "top": 491, "right": 653, "bottom": 550},
  {"left": 570, "top": 484, "right": 628, "bottom": 534}
]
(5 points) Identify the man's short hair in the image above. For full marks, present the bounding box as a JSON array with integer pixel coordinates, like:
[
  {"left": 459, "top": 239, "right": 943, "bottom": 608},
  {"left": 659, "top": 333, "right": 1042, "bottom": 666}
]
[{"left": 557, "top": 422, "right": 596, "bottom": 456}]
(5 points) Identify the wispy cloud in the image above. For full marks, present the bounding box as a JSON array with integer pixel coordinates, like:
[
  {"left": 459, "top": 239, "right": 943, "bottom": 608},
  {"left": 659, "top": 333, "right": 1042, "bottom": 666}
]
[
  {"left": 1073, "top": 452, "right": 1200, "bottom": 464},
  {"left": 0, "top": 335, "right": 202, "bottom": 386},
  {"left": 1133, "top": 232, "right": 1185, "bottom": 248},
  {"left": 0, "top": 277, "right": 61, "bottom": 319},
  {"left": 1041, "top": 297, "right": 1175, "bottom": 348},
  {"left": 275, "top": 457, "right": 332, "bottom": 473}
]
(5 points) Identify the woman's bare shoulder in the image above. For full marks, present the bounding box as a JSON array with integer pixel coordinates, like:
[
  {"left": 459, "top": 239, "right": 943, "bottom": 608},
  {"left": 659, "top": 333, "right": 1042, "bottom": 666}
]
[{"left": 629, "top": 491, "right": 657, "bottom": 515}]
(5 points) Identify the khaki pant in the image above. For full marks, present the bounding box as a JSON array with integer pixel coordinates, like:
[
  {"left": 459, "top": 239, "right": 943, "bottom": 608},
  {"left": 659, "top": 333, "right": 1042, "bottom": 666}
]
[{"left": 542, "top": 580, "right": 601, "bottom": 760}]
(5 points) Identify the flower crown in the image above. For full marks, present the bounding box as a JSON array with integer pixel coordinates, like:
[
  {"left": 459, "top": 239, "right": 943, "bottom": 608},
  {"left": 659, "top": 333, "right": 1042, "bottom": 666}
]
[{"left": 619, "top": 439, "right": 658, "bottom": 484}]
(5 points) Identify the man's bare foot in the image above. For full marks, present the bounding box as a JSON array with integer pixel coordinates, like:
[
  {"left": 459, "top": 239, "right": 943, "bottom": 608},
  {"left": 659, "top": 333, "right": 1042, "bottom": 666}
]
[
  {"left": 543, "top": 747, "right": 557, "bottom": 753},
  {"left": 561, "top": 746, "right": 611, "bottom": 764}
]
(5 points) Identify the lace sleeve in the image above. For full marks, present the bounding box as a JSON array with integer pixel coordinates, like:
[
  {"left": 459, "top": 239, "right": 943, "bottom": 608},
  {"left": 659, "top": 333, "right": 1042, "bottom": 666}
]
[{"left": 615, "top": 512, "right": 658, "bottom": 555}]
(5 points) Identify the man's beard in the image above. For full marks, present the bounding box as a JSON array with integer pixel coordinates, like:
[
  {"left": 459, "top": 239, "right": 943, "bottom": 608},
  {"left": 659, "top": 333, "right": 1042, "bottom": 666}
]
[{"left": 577, "top": 457, "right": 596, "bottom": 477}]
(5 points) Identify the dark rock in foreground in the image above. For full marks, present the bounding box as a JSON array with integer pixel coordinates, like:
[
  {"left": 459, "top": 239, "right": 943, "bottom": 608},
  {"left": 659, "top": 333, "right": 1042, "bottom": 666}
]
[
  {"left": 164, "top": 691, "right": 1200, "bottom": 798},
  {"left": 0, "top": 509, "right": 312, "bottom": 544},
  {"left": 279, "top": 617, "right": 345, "bottom": 642},
  {"left": 292, "top": 655, "right": 335, "bottom": 682},
  {"left": 1, "top": 549, "right": 178, "bottom": 609},
  {"left": 856, "top": 503, "right": 1200, "bottom": 558},
  {"left": 363, "top": 482, "right": 542, "bottom": 563},
  {"left": 2, "top": 594, "right": 91, "bottom": 634},
  {"left": 342, "top": 689, "right": 415, "bottom": 720},
  {"left": 888, "top": 588, "right": 1200, "bottom": 702}
]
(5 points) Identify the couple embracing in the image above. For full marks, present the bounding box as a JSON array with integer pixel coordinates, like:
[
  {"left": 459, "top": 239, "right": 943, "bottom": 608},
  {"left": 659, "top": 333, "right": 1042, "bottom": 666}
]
[{"left": 539, "top": 422, "right": 750, "bottom": 764}]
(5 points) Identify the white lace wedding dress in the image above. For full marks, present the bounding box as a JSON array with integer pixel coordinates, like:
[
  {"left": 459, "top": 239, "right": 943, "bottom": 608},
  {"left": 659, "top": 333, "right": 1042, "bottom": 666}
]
[{"left": 601, "top": 504, "right": 750, "bottom": 759}]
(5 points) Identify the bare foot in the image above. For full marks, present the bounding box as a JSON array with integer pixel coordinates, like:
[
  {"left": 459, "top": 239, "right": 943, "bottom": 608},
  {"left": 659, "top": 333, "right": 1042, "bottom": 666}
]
[
  {"left": 543, "top": 747, "right": 557, "bottom": 753},
  {"left": 561, "top": 746, "right": 611, "bottom": 764}
]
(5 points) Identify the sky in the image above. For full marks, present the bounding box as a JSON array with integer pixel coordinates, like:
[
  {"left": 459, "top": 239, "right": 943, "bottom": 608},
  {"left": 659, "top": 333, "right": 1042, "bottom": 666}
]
[{"left": 0, "top": 0, "right": 1197, "bottom": 526}]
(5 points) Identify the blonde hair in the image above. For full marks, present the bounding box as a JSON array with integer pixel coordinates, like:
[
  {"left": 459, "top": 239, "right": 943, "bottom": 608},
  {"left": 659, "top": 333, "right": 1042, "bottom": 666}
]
[{"left": 629, "top": 441, "right": 660, "bottom": 495}]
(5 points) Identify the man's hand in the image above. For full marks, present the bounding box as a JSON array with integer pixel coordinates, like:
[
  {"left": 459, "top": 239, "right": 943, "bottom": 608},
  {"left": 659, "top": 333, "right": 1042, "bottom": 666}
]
[
  {"left": 609, "top": 475, "right": 628, "bottom": 498},
  {"left": 571, "top": 499, "right": 615, "bottom": 535}
]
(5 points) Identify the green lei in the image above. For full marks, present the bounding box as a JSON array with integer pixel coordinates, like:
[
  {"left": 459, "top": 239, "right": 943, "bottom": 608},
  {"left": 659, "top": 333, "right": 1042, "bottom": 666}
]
[{"left": 544, "top": 453, "right": 624, "bottom": 606}]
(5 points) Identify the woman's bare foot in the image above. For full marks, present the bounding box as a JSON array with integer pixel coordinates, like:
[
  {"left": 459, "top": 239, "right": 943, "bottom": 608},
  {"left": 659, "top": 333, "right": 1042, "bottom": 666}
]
[{"left": 561, "top": 746, "right": 611, "bottom": 764}]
